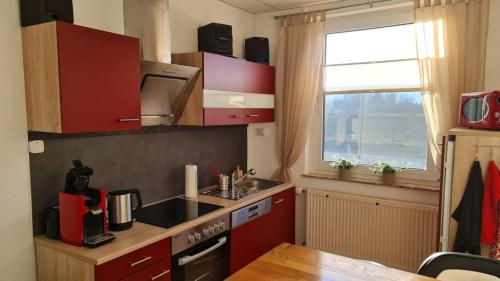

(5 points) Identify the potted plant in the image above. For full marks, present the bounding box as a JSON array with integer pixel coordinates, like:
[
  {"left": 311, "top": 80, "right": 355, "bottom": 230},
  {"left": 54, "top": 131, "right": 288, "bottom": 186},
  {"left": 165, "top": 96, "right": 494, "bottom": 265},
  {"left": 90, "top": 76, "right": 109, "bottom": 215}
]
[
  {"left": 329, "top": 156, "right": 357, "bottom": 180},
  {"left": 369, "top": 161, "right": 407, "bottom": 186}
]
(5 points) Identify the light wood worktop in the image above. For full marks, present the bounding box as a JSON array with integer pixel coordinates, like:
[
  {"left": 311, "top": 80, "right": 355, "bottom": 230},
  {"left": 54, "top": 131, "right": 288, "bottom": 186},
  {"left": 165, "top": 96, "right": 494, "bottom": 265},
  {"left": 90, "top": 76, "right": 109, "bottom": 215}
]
[
  {"left": 34, "top": 182, "right": 294, "bottom": 265},
  {"left": 227, "top": 243, "right": 437, "bottom": 281},
  {"left": 448, "top": 127, "right": 500, "bottom": 137}
]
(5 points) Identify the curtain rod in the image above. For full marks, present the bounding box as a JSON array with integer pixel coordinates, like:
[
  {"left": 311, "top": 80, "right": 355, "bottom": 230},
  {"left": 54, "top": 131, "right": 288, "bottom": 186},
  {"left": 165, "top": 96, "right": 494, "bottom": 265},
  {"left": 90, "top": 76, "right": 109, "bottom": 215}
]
[{"left": 273, "top": 0, "right": 399, "bottom": 20}]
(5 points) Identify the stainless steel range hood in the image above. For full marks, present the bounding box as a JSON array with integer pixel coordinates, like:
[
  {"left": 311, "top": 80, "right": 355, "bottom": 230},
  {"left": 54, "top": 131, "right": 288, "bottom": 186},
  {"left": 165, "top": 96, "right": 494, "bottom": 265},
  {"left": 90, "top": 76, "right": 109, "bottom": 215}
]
[
  {"left": 140, "top": 61, "right": 200, "bottom": 126},
  {"left": 124, "top": 0, "right": 200, "bottom": 126}
]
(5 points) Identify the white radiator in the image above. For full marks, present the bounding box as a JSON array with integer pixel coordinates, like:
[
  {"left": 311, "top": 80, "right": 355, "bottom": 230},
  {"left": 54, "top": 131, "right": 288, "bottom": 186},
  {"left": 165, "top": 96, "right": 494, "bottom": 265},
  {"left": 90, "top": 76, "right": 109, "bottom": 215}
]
[{"left": 305, "top": 189, "right": 439, "bottom": 272}]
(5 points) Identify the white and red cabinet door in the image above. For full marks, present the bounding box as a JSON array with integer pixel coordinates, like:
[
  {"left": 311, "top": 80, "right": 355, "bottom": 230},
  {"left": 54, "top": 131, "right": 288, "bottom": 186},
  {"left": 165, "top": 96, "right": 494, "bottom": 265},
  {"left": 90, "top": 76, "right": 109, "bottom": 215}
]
[
  {"left": 57, "top": 22, "right": 141, "bottom": 133},
  {"left": 203, "top": 108, "right": 245, "bottom": 126},
  {"left": 201, "top": 52, "right": 275, "bottom": 126},
  {"left": 203, "top": 52, "right": 275, "bottom": 94}
]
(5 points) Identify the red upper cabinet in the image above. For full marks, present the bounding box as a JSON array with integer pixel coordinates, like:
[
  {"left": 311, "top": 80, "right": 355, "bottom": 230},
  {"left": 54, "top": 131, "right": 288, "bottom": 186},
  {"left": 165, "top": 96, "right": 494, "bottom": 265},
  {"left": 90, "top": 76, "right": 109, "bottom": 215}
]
[
  {"left": 203, "top": 52, "right": 275, "bottom": 94},
  {"left": 172, "top": 52, "right": 275, "bottom": 126},
  {"left": 203, "top": 108, "right": 245, "bottom": 126},
  {"left": 57, "top": 22, "right": 141, "bottom": 133},
  {"left": 22, "top": 22, "right": 141, "bottom": 133}
]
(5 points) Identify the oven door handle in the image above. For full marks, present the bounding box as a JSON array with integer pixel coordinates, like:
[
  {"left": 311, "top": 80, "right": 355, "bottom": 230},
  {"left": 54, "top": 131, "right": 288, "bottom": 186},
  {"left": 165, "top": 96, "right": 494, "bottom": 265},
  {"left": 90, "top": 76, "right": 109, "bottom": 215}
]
[{"left": 178, "top": 237, "right": 227, "bottom": 266}]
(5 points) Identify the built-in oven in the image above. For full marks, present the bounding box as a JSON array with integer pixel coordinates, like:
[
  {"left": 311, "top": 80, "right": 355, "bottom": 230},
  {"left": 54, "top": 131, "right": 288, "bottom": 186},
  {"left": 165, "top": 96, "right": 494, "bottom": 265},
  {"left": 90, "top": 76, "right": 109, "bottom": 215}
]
[{"left": 171, "top": 214, "right": 230, "bottom": 281}]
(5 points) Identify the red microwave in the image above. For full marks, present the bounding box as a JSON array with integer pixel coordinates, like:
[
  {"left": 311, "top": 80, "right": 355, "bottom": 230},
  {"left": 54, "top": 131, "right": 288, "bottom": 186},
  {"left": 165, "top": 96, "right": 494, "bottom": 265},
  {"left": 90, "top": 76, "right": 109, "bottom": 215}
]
[{"left": 459, "top": 91, "right": 500, "bottom": 129}]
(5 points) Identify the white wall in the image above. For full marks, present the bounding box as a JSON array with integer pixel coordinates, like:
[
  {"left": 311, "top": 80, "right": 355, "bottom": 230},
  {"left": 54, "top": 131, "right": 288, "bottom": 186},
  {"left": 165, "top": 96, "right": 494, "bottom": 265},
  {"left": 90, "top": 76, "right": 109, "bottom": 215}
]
[
  {"left": 485, "top": 0, "right": 500, "bottom": 90},
  {"left": 0, "top": 1, "right": 125, "bottom": 280},
  {"left": 73, "top": 0, "right": 125, "bottom": 34},
  {"left": 0, "top": 1, "right": 35, "bottom": 280},
  {"left": 169, "top": 0, "right": 254, "bottom": 58}
]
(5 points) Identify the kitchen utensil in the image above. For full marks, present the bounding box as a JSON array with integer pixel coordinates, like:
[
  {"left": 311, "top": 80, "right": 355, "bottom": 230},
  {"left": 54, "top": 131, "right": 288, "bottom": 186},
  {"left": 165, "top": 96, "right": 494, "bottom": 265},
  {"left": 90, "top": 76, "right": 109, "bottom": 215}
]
[
  {"left": 219, "top": 174, "right": 229, "bottom": 191},
  {"left": 108, "top": 189, "right": 142, "bottom": 231},
  {"left": 59, "top": 160, "right": 115, "bottom": 247}
]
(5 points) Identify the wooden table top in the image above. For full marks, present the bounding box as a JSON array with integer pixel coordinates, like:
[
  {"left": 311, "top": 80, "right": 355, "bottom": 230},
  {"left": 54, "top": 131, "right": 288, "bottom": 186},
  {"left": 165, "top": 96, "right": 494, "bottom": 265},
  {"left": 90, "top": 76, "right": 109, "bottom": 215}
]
[
  {"left": 34, "top": 182, "right": 294, "bottom": 265},
  {"left": 227, "top": 243, "right": 437, "bottom": 281}
]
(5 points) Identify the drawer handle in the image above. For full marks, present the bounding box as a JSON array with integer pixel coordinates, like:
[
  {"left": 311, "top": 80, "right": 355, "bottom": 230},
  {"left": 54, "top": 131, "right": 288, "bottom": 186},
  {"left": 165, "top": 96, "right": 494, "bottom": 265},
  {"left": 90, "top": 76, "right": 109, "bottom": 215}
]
[
  {"left": 150, "top": 269, "right": 170, "bottom": 280},
  {"left": 129, "top": 256, "right": 152, "bottom": 267},
  {"left": 247, "top": 114, "right": 260, "bottom": 118},
  {"left": 274, "top": 199, "right": 284, "bottom": 204},
  {"left": 119, "top": 118, "right": 140, "bottom": 122},
  {"left": 230, "top": 115, "right": 241, "bottom": 118}
]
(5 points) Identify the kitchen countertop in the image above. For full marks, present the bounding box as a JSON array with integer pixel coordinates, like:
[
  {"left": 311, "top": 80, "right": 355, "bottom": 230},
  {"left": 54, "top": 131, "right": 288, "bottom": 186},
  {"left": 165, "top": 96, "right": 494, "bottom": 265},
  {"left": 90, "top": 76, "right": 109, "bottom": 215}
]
[
  {"left": 33, "top": 181, "right": 294, "bottom": 265},
  {"left": 227, "top": 243, "right": 437, "bottom": 281}
]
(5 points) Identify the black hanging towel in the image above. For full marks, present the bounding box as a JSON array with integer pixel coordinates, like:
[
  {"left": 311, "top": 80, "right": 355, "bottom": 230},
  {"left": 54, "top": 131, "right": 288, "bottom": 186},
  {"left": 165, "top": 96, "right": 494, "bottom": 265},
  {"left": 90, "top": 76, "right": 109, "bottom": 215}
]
[{"left": 452, "top": 160, "right": 484, "bottom": 255}]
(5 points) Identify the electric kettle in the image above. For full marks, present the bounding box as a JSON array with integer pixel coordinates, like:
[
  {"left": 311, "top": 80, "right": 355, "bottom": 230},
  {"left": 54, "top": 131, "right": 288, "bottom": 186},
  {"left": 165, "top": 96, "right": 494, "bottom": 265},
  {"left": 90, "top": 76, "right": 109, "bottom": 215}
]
[{"left": 107, "top": 189, "right": 142, "bottom": 231}]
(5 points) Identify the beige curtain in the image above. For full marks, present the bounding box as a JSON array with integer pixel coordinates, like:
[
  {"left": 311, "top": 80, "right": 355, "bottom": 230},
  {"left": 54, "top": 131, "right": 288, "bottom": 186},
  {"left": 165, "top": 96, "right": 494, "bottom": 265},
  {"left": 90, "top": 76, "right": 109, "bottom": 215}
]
[
  {"left": 273, "top": 12, "right": 326, "bottom": 182},
  {"left": 414, "top": 0, "right": 489, "bottom": 166}
]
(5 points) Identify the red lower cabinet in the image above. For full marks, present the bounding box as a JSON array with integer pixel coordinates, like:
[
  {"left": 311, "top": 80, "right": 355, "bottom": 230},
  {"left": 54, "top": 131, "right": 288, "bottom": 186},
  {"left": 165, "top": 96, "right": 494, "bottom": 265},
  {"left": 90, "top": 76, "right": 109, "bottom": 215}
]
[
  {"left": 268, "top": 188, "right": 295, "bottom": 248},
  {"left": 95, "top": 238, "right": 170, "bottom": 281},
  {"left": 230, "top": 212, "right": 274, "bottom": 274},
  {"left": 121, "top": 259, "right": 171, "bottom": 281},
  {"left": 230, "top": 187, "right": 295, "bottom": 274}
]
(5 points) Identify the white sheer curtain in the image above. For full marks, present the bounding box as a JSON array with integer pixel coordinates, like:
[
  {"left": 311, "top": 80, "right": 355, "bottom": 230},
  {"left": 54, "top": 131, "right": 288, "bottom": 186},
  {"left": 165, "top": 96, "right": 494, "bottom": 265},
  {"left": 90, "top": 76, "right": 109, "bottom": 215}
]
[
  {"left": 273, "top": 11, "right": 326, "bottom": 182},
  {"left": 414, "top": 0, "right": 490, "bottom": 166}
]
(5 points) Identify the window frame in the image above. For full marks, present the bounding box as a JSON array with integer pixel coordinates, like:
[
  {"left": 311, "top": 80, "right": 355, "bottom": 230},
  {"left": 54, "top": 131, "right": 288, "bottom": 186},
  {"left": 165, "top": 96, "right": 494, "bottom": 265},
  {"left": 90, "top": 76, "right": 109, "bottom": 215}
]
[{"left": 306, "top": 22, "right": 440, "bottom": 188}]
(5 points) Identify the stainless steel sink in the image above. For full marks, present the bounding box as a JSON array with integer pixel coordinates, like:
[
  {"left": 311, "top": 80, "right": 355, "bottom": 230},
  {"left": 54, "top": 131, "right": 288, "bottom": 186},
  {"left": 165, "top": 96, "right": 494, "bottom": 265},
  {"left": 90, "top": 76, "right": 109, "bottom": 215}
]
[
  {"left": 234, "top": 179, "right": 282, "bottom": 191},
  {"left": 201, "top": 178, "right": 283, "bottom": 200}
]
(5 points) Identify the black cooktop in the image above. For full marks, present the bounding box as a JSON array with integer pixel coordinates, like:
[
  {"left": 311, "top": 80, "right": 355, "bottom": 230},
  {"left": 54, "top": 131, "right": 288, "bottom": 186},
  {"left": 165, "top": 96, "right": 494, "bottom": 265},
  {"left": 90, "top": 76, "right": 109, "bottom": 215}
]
[{"left": 135, "top": 198, "right": 223, "bottom": 229}]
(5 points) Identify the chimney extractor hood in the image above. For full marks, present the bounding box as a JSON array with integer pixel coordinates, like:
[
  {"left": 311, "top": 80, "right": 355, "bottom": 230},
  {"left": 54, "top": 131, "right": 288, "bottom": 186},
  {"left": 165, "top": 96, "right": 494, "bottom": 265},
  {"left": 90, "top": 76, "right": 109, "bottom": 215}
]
[
  {"left": 140, "top": 61, "right": 201, "bottom": 126},
  {"left": 124, "top": 0, "right": 201, "bottom": 126}
]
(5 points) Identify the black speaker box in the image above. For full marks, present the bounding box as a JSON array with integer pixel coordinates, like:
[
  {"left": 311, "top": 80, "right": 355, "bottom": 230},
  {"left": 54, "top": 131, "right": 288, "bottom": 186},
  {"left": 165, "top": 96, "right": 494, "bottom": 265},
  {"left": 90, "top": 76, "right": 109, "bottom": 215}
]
[
  {"left": 245, "top": 37, "right": 269, "bottom": 65},
  {"left": 20, "top": 0, "right": 74, "bottom": 27},
  {"left": 198, "top": 23, "right": 233, "bottom": 57}
]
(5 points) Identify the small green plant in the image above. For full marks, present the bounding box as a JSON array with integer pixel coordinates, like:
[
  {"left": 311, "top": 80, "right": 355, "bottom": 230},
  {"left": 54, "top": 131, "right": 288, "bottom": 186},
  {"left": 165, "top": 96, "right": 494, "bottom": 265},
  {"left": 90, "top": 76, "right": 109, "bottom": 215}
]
[
  {"left": 329, "top": 156, "right": 357, "bottom": 170},
  {"left": 369, "top": 160, "right": 407, "bottom": 175}
]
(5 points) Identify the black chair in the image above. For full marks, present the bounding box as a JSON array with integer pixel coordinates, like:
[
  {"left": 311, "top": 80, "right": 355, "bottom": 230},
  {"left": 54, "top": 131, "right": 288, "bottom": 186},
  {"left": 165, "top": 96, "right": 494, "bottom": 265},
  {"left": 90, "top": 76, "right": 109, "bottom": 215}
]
[{"left": 417, "top": 252, "right": 500, "bottom": 278}]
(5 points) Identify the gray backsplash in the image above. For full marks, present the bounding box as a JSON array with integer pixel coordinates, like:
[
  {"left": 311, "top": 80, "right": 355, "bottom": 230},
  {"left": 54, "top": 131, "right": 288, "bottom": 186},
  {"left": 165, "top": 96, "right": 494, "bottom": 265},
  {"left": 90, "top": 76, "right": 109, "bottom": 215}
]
[{"left": 29, "top": 125, "right": 247, "bottom": 235}]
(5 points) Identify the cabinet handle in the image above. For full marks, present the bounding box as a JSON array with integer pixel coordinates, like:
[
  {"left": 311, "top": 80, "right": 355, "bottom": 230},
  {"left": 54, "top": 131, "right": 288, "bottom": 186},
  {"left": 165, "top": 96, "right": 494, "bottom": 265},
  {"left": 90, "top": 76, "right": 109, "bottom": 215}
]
[
  {"left": 230, "top": 115, "right": 241, "bottom": 118},
  {"left": 274, "top": 199, "right": 284, "bottom": 204},
  {"left": 129, "top": 256, "right": 152, "bottom": 267},
  {"left": 150, "top": 269, "right": 170, "bottom": 280},
  {"left": 119, "top": 118, "right": 140, "bottom": 122},
  {"left": 247, "top": 114, "right": 260, "bottom": 118}
]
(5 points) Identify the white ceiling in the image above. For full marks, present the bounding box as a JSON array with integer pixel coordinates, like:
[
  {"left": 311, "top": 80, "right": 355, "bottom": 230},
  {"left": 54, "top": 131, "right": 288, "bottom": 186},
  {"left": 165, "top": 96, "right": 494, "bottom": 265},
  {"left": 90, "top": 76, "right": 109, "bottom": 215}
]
[{"left": 218, "top": 0, "right": 344, "bottom": 14}]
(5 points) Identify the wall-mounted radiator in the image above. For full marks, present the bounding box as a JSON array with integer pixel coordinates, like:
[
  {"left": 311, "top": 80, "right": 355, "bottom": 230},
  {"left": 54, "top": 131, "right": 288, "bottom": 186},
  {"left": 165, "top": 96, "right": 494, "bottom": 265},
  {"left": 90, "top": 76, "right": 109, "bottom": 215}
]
[{"left": 305, "top": 189, "right": 438, "bottom": 272}]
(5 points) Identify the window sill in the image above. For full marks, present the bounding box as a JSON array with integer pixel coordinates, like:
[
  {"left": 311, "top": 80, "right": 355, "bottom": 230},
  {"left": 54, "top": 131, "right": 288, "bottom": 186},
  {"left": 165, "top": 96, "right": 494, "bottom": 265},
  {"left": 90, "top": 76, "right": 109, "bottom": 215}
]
[{"left": 301, "top": 172, "right": 441, "bottom": 192}]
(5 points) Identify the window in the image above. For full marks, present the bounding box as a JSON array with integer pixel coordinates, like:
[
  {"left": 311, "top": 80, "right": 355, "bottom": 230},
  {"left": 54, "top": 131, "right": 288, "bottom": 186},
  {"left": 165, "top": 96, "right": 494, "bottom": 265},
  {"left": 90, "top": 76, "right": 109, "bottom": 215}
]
[{"left": 321, "top": 24, "right": 428, "bottom": 170}]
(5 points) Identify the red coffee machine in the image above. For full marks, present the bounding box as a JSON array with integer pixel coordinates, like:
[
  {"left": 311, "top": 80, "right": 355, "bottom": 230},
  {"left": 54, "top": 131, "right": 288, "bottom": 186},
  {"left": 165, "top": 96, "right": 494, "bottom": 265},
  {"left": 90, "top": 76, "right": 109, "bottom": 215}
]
[{"left": 59, "top": 160, "right": 115, "bottom": 247}]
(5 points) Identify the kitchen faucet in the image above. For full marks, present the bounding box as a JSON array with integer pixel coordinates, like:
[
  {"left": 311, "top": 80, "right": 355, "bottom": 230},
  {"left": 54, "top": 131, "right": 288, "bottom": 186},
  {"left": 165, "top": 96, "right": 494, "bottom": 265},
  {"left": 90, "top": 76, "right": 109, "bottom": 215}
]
[{"left": 233, "top": 168, "right": 256, "bottom": 186}]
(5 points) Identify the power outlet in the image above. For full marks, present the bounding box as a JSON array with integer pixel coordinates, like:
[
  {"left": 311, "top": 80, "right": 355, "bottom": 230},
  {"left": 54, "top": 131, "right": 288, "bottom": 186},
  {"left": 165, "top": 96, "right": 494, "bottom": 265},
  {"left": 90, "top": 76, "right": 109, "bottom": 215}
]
[
  {"left": 28, "top": 140, "right": 45, "bottom": 154},
  {"left": 255, "top": 127, "right": 267, "bottom": 136}
]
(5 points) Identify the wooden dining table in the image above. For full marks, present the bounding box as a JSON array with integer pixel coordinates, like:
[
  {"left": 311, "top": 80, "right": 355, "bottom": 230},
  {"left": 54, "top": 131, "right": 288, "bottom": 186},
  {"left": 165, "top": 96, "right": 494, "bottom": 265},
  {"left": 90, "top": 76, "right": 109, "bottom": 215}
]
[{"left": 226, "top": 243, "right": 438, "bottom": 281}]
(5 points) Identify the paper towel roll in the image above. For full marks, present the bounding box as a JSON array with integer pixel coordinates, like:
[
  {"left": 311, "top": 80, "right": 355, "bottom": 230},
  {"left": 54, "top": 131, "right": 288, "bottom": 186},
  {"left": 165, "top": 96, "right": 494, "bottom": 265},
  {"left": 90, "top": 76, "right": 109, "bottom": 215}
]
[{"left": 185, "top": 164, "right": 198, "bottom": 198}]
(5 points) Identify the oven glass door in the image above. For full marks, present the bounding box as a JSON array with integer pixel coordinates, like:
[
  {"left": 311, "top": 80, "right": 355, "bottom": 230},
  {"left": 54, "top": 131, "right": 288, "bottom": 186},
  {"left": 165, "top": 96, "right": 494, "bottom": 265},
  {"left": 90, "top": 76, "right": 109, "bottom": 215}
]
[{"left": 172, "top": 232, "right": 230, "bottom": 281}]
